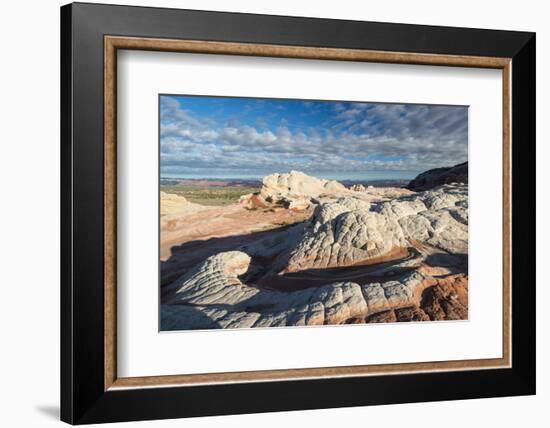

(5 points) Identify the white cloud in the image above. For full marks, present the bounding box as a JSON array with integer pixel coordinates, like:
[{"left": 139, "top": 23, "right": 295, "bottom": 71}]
[{"left": 159, "top": 96, "right": 467, "bottom": 177}]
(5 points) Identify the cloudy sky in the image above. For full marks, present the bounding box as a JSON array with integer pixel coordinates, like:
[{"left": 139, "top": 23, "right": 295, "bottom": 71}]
[{"left": 160, "top": 95, "right": 468, "bottom": 180}]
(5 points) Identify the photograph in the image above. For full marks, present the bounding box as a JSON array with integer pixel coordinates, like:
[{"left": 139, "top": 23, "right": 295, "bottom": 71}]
[
  {"left": 54, "top": 2, "right": 537, "bottom": 425},
  {"left": 159, "top": 95, "right": 469, "bottom": 331}
]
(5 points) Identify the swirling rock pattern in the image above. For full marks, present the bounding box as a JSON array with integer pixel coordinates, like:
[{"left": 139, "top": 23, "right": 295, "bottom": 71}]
[
  {"left": 283, "top": 183, "right": 467, "bottom": 272},
  {"left": 162, "top": 251, "right": 435, "bottom": 330},
  {"left": 161, "top": 182, "right": 468, "bottom": 331}
]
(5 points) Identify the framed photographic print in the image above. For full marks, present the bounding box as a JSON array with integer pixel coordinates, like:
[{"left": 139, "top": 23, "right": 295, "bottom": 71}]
[{"left": 60, "top": 2, "right": 536, "bottom": 424}]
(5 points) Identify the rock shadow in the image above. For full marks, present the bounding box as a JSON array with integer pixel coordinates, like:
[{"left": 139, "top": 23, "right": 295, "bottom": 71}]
[
  {"left": 161, "top": 303, "right": 224, "bottom": 331},
  {"left": 423, "top": 252, "right": 468, "bottom": 274},
  {"left": 160, "top": 224, "right": 297, "bottom": 294}
]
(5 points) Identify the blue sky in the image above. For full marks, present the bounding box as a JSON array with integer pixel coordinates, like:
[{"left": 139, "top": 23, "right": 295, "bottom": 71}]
[{"left": 160, "top": 95, "right": 468, "bottom": 180}]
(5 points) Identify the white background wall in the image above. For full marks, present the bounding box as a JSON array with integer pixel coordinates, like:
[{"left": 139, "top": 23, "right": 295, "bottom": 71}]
[{"left": 0, "top": 0, "right": 546, "bottom": 426}]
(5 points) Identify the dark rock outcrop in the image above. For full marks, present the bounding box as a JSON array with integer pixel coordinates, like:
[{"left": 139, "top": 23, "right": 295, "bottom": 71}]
[{"left": 407, "top": 162, "right": 468, "bottom": 191}]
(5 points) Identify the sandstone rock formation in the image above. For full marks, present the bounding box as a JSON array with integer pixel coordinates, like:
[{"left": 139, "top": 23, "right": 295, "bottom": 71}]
[
  {"left": 407, "top": 162, "right": 468, "bottom": 191},
  {"left": 238, "top": 193, "right": 268, "bottom": 210},
  {"left": 239, "top": 170, "right": 350, "bottom": 211},
  {"left": 160, "top": 191, "right": 213, "bottom": 246},
  {"left": 262, "top": 170, "right": 347, "bottom": 198},
  {"left": 160, "top": 191, "right": 207, "bottom": 217},
  {"left": 277, "top": 183, "right": 467, "bottom": 273},
  {"left": 350, "top": 184, "right": 366, "bottom": 192},
  {"left": 161, "top": 180, "right": 468, "bottom": 330},
  {"left": 161, "top": 250, "right": 454, "bottom": 330}
]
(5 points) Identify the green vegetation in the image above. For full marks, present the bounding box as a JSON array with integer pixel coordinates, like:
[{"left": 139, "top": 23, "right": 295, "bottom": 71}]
[{"left": 162, "top": 185, "right": 259, "bottom": 206}]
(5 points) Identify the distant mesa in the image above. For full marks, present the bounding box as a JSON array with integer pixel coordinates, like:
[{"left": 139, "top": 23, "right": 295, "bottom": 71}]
[{"left": 407, "top": 162, "right": 468, "bottom": 191}]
